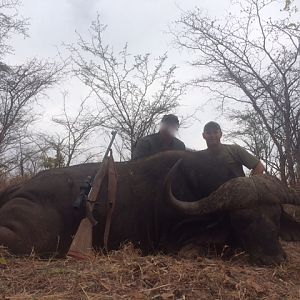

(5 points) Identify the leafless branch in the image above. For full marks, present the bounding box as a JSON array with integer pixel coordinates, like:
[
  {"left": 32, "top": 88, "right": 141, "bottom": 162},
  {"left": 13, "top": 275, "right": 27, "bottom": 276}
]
[
  {"left": 173, "top": 0, "right": 300, "bottom": 184},
  {"left": 67, "top": 16, "right": 185, "bottom": 159}
]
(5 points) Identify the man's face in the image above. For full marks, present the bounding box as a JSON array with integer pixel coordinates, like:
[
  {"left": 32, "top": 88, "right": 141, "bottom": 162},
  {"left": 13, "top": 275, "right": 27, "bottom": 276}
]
[
  {"left": 160, "top": 122, "right": 179, "bottom": 137},
  {"left": 202, "top": 128, "right": 222, "bottom": 146}
]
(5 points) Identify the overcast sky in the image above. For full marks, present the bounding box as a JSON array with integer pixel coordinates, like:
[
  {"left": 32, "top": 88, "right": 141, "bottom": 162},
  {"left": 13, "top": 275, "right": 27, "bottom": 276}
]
[{"left": 7, "top": 0, "right": 299, "bottom": 154}]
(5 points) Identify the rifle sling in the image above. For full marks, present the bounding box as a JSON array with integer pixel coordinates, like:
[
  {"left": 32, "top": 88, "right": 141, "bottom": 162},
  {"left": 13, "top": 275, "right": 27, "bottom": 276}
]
[{"left": 103, "top": 155, "right": 118, "bottom": 251}]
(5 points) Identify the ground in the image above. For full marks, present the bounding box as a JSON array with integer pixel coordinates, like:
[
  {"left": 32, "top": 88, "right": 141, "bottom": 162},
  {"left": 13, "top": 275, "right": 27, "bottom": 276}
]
[{"left": 1, "top": 242, "right": 300, "bottom": 300}]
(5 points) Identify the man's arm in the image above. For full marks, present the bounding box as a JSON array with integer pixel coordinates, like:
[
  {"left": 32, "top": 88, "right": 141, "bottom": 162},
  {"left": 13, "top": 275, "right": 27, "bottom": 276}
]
[
  {"left": 235, "top": 145, "right": 265, "bottom": 175},
  {"left": 250, "top": 161, "right": 265, "bottom": 176},
  {"left": 132, "top": 139, "right": 151, "bottom": 160}
]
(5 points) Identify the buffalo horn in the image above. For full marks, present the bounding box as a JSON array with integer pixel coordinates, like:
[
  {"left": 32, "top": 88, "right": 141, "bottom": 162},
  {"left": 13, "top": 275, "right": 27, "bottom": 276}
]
[{"left": 164, "top": 159, "right": 218, "bottom": 215}]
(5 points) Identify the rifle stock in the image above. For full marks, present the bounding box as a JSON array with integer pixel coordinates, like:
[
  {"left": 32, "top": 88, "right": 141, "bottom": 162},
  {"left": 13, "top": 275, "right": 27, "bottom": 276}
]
[
  {"left": 67, "top": 131, "right": 117, "bottom": 259},
  {"left": 67, "top": 219, "right": 93, "bottom": 259}
]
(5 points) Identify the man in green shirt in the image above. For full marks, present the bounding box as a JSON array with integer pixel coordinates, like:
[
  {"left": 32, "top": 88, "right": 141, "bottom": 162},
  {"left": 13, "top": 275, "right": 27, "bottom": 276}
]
[
  {"left": 132, "top": 114, "right": 186, "bottom": 160},
  {"left": 202, "top": 121, "right": 265, "bottom": 177}
]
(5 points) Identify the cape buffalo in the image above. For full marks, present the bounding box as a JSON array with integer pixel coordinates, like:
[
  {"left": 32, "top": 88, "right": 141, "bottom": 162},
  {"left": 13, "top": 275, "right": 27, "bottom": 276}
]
[
  {"left": 0, "top": 150, "right": 299, "bottom": 265},
  {"left": 166, "top": 160, "right": 300, "bottom": 264}
]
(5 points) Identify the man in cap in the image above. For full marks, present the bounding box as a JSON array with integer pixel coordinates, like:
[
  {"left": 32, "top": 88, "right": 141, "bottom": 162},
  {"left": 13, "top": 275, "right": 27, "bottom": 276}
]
[
  {"left": 202, "top": 121, "right": 265, "bottom": 177},
  {"left": 132, "top": 114, "right": 185, "bottom": 160}
]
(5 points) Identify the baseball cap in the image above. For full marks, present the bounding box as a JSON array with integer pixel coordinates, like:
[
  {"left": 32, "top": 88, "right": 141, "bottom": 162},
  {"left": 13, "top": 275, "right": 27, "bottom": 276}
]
[{"left": 203, "top": 121, "right": 221, "bottom": 132}]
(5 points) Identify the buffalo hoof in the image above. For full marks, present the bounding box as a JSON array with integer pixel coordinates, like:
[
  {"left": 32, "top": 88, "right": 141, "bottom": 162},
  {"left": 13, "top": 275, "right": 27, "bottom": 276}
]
[{"left": 251, "top": 251, "right": 287, "bottom": 266}]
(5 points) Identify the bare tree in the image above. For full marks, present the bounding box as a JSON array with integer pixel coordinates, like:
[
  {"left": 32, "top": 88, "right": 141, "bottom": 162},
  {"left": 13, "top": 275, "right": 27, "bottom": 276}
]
[
  {"left": 0, "top": 1, "right": 65, "bottom": 176},
  {"left": 0, "top": 0, "right": 28, "bottom": 60},
  {"left": 227, "top": 110, "right": 280, "bottom": 176},
  {"left": 68, "top": 17, "right": 185, "bottom": 159},
  {"left": 15, "top": 138, "right": 46, "bottom": 176},
  {"left": 283, "top": 0, "right": 295, "bottom": 10},
  {"left": 31, "top": 93, "right": 106, "bottom": 169},
  {"left": 0, "top": 59, "right": 63, "bottom": 172},
  {"left": 173, "top": 0, "right": 300, "bottom": 185},
  {"left": 50, "top": 93, "right": 106, "bottom": 166},
  {"left": 32, "top": 133, "right": 66, "bottom": 170}
]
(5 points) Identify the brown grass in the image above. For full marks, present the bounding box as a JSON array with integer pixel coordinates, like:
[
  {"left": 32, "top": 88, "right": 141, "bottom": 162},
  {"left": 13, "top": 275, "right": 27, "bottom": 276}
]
[
  {"left": 0, "top": 175, "right": 30, "bottom": 191},
  {"left": 1, "top": 242, "right": 300, "bottom": 300}
]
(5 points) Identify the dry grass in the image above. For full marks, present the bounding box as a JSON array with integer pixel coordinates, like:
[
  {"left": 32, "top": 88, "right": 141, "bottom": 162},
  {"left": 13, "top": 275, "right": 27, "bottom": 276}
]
[
  {"left": 1, "top": 242, "right": 300, "bottom": 300},
  {"left": 0, "top": 175, "right": 29, "bottom": 191}
]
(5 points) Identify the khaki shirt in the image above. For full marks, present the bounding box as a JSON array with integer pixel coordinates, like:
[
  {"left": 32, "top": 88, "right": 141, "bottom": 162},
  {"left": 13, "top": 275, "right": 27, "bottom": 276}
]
[{"left": 204, "top": 144, "right": 260, "bottom": 177}]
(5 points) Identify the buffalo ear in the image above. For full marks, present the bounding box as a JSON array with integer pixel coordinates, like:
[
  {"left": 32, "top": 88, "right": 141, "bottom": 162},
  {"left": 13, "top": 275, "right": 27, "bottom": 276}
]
[{"left": 280, "top": 210, "right": 300, "bottom": 241}]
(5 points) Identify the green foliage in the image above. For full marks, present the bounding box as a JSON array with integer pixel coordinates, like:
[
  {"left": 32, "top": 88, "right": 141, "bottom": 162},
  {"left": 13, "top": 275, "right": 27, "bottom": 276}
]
[{"left": 42, "top": 154, "right": 64, "bottom": 169}]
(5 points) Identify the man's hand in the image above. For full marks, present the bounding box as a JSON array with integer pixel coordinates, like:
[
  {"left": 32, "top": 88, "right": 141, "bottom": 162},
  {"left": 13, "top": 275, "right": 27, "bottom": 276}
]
[{"left": 250, "top": 161, "right": 265, "bottom": 176}]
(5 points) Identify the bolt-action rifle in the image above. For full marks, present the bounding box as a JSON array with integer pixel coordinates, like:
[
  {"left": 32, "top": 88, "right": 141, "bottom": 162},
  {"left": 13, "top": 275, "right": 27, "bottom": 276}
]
[{"left": 67, "top": 131, "right": 117, "bottom": 259}]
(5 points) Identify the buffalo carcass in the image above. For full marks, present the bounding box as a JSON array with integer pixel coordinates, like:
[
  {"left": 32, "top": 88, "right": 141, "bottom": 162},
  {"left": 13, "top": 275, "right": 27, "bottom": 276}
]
[
  {"left": 166, "top": 160, "right": 300, "bottom": 264},
  {"left": 0, "top": 150, "right": 298, "bottom": 265},
  {"left": 0, "top": 150, "right": 233, "bottom": 256}
]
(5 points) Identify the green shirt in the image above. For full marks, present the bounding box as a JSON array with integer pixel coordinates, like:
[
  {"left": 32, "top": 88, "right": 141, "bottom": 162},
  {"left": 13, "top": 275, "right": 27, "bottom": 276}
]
[{"left": 204, "top": 144, "right": 260, "bottom": 177}]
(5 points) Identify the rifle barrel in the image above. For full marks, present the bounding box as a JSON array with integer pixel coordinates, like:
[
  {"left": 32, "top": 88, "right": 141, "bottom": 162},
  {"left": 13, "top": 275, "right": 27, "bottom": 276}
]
[{"left": 103, "top": 131, "right": 117, "bottom": 158}]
